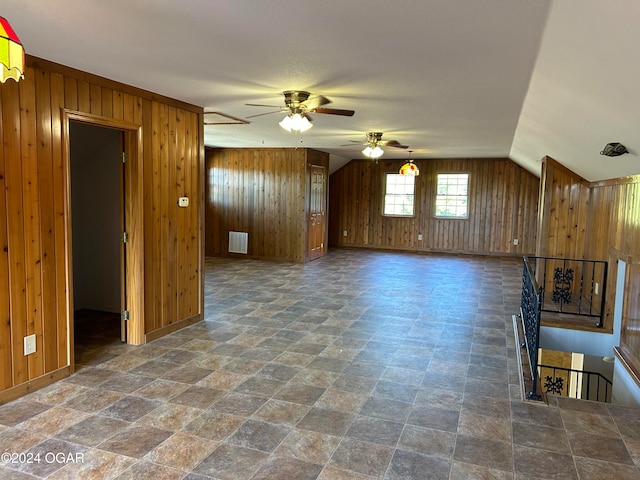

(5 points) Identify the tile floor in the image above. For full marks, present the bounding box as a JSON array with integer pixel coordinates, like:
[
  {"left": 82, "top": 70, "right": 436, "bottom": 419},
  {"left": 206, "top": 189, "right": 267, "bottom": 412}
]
[{"left": 1, "top": 249, "right": 640, "bottom": 479}]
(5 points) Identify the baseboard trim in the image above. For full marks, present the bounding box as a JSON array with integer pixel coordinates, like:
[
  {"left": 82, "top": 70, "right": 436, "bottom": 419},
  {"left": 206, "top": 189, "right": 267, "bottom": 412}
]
[
  {"left": 144, "top": 314, "right": 203, "bottom": 343},
  {"left": 0, "top": 366, "right": 71, "bottom": 405}
]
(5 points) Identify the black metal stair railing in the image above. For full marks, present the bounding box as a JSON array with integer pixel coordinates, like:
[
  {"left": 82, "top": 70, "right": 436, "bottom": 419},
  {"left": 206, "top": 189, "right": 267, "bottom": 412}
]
[
  {"left": 538, "top": 364, "right": 613, "bottom": 403},
  {"left": 528, "top": 256, "right": 608, "bottom": 328},
  {"left": 519, "top": 256, "right": 611, "bottom": 402},
  {"left": 520, "top": 257, "right": 543, "bottom": 400}
]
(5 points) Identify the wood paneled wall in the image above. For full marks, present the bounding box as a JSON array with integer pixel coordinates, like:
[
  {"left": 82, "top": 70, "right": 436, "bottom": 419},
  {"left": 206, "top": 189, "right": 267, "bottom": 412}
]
[
  {"left": 535, "top": 158, "right": 593, "bottom": 311},
  {"left": 143, "top": 100, "right": 202, "bottom": 338},
  {"left": 205, "top": 147, "right": 329, "bottom": 263},
  {"left": 329, "top": 157, "right": 539, "bottom": 255},
  {"left": 536, "top": 156, "right": 640, "bottom": 375},
  {"left": 586, "top": 174, "right": 640, "bottom": 370},
  {"left": 0, "top": 56, "right": 203, "bottom": 401},
  {"left": 536, "top": 157, "right": 591, "bottom": 259}
]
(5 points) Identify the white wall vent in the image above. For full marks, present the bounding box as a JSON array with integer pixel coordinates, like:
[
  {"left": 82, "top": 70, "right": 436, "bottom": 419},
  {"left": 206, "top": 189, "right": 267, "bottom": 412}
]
[{"left": 228, "top": 231, "right": 248, "bottom": 254}]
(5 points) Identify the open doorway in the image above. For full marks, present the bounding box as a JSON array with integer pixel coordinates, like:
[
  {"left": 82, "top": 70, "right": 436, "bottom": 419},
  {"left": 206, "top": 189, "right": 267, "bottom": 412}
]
[{"left": 69, "top": 121, "right": 124, "bottom": 360}]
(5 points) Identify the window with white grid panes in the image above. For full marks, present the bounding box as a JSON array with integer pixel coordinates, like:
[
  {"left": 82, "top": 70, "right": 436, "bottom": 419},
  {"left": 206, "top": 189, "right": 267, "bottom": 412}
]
[
  {"left": 435, "top": 173, "right": 469, "bottom": 218},
  {"left": 383, "top": 173, "right": 415, "bottom": 216}
]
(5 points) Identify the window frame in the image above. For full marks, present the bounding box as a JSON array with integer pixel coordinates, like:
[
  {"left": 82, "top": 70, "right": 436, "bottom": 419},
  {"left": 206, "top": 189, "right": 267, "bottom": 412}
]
[
  {"left": 434, "top": 172, "right": 470, "bottom": 219},
  {"left": 382, "top": 172, "right": 416, "bottom": 218}
]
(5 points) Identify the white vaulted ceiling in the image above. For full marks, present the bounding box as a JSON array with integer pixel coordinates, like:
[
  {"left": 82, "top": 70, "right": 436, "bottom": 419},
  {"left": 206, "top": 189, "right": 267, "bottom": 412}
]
[{"left": 3, "top": 0, "right": 639, "bottom": 181}]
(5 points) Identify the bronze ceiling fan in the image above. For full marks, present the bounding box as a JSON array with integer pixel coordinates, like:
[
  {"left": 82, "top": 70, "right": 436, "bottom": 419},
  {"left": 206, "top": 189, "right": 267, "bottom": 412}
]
[
  {"left": 246, "top": 91, "right": 355, "bottom": 131},
  {"left": 343, "top": 132, "right": 409, "bottom": 158}
]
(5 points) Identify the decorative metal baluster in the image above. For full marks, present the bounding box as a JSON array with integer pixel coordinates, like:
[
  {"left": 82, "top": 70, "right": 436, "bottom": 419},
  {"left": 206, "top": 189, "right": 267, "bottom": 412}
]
[
  {"left": 544, "top": 374, "right": 564, "bottom": 395},
  {"left": 552, "top": 266, "right": 573, "bottom": 307}
]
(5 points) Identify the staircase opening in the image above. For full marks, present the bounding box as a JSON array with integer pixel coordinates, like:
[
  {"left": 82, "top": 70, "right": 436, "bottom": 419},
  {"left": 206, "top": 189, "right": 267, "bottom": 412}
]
[{"left": 538, "top": 348, "right": 613, "bottom": 403}]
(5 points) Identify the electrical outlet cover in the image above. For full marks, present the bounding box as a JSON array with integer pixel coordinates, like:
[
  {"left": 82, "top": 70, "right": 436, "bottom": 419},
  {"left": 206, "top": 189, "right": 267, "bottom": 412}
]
[{"left": 24, "top": 334, "right": 36, "bottom": 356}]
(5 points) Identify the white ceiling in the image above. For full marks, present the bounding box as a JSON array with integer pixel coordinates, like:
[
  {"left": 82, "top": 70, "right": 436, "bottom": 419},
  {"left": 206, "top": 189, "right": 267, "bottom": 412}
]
[{"left": 4, "top": 1, "right": 639, "bottom": 181}]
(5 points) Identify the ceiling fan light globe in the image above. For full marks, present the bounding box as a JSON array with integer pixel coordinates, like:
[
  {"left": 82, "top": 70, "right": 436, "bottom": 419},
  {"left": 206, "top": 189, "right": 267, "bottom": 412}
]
[
  {"left": 280, "top": 113, "right": 312, "bottom": 132},
  {"left": 362, "top": 146, "right": 384, "bottom": 159},
  {"left": 279, "top": 115, "right": 294, "bottom": 132},
  {"left": 294, "top": 114, "right": 313, "bottom": 132},
  {"left": 290, "top": 113, "right": 304, "bottom": 130},
  {"left": 370, "top": 146, "right": 384, "bottom": 158}
]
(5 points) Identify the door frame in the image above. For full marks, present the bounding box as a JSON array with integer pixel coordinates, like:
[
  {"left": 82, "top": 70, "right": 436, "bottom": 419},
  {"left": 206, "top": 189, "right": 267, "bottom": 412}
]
[{"left": 62, "top": 110, "right": 144, "bottom": 370}]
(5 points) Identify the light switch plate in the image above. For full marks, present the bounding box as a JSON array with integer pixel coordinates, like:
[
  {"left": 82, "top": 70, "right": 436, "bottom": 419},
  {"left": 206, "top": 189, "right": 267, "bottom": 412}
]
[{"left": 178, "top": 197, "right": 189, "bottom": 207}]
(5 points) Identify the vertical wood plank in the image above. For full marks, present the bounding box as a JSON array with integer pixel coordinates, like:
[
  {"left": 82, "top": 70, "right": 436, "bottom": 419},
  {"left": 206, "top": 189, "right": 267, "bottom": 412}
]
[
  {"left": 167, "top": 106, "right": 177, "bottom": 323},
  {"left": 34, "top": 68, "right": 58, "bottom": 373},
  {"left": 90, "top": 84, "right": 102, "bottom": 116},
  {"left": 3, "top": 78, "right": 29, "bottom": 386},
  {"left": 63, "top": 77, "right": 77, "bottom": 111},
  {"left": 144, "top": 99, "right": 159, "bottom": 334},
  {"left": 175, "top": 108, "right": 187, "bottom": 321},
  {"left": 50, "top": 73, "right": 68, "bottom": 369},
  {"left": 101, "top": 87, "right": 114, "bottom": 119},
  {"left": 20, "top": 68, "right": 45, "bottom": 379},
  {"left": 77, "top": 80, "right": 91, "bottom": 113},
  {"left": 0, "top": 80, "right": 12, "bottom": 389},
  {"left": 187, "top": 110, "right": 199, "bottom": 316},
  {"left": 112, "top": 91, "right": 124, "bottom": 121},
  {"left": 158, "top": 102, "right": 170, "bottom": 327}
]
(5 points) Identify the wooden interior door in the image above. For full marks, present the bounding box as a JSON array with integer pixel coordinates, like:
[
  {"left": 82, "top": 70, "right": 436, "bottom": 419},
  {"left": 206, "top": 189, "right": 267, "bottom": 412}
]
[{"left": 308, "top": 165, "right": 326, "bottom": 261}]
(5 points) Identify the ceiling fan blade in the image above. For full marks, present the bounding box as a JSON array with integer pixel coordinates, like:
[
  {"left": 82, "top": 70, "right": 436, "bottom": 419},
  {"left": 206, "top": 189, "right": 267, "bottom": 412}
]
[
  {"left": 302, "top": 112, "right": 314, "bottom": 122},
  {"left": 303, "top": 95, "right": 331, "bottom": 110},
  {"left": 340, "top": 140, "right": 365, "bottom": 147},
  {"left": 245, "top": 110, "right": 282, "bottom": 119},
  {"left": 382, "top": 140, "right": 409, "bottom": 149},
  {"left": 245, "top": 103, "right": 282, "bottom": 108},
  {"left": 312, "top": 107, "right": 355, "bottom": 117}
]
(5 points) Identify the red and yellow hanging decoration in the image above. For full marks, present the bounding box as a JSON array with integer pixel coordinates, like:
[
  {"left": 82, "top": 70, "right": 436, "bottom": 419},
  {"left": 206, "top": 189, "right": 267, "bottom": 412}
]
[{"left": 0, "top": 16, "right": 24, "bottom": 83}]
